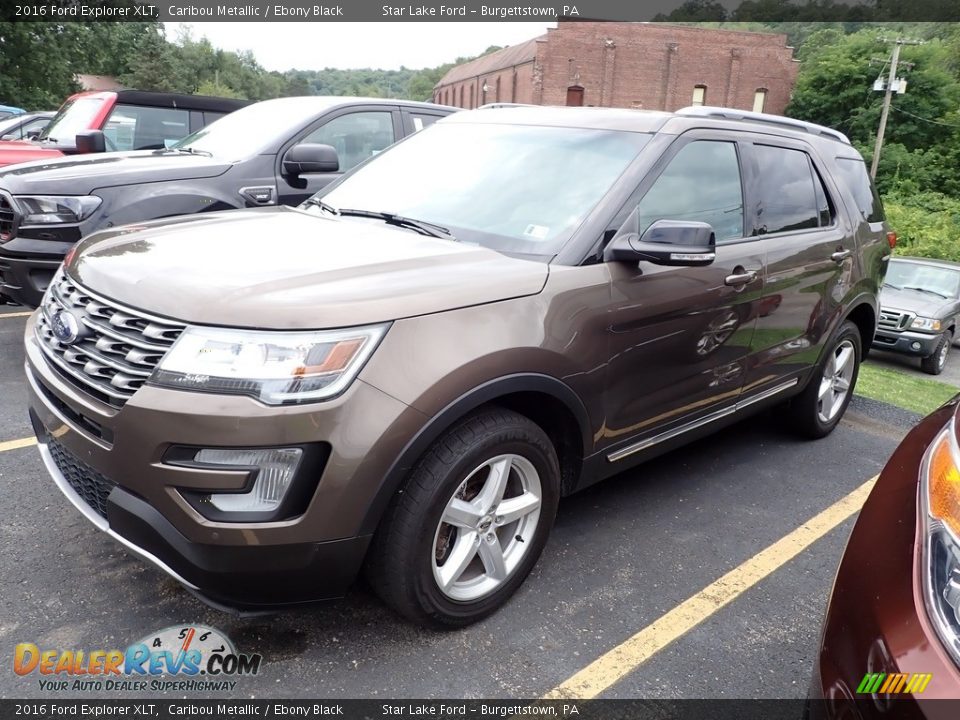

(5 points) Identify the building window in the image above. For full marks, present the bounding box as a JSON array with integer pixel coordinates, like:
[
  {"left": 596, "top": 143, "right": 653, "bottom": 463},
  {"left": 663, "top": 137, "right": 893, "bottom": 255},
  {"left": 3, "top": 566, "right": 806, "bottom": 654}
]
[
  {"left": 753, "top": 89, "right": 767, "bottom": 113},
  {"left": 692, "top": 85, "right": 707, "bottom": 106}
]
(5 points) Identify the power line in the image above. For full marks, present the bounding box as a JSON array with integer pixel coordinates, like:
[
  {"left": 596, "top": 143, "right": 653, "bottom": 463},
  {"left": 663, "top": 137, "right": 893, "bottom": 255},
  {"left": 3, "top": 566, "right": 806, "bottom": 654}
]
[{"left": 891, "top": 105, "right": 960, "bottom": 129}]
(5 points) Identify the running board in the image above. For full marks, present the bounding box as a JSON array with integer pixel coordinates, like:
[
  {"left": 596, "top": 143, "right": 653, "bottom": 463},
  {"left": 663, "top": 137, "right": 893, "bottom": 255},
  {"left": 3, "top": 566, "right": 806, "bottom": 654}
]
[{"left": 606, "top": 378, "right": 799, "bottom": 463}]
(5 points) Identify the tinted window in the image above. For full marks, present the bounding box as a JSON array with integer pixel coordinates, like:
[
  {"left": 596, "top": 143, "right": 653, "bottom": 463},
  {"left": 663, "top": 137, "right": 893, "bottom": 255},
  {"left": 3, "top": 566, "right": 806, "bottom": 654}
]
[
  {"left": 103, "top": 105, "right": 190, "bottom": 151},
  {"left": 300, "top": 111, "right": 395, "bottom": 172},
  {"left": 754, "top": 145, "right": 821, "bottom": 234},
  {"left": 835, "top": 157, "right": 885, "bottom": 223},
  {"left": 634, "top": 140, "right": 744, "bottom": 242}
]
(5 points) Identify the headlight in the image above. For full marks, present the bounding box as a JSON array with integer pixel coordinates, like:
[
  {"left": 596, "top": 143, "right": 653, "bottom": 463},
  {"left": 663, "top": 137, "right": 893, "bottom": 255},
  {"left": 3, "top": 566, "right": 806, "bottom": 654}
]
[
  {"left": 16, "top": 195, "right": 101, "bottom": 225},
  {"left": 920, "top": 421, "right": 960, "bottom": 666},
  {"left": 912, "top": 316, "right": 942, "bottom": 332},
  {"left": 150, "top": 324, "right": 388, "bottom": 405}
]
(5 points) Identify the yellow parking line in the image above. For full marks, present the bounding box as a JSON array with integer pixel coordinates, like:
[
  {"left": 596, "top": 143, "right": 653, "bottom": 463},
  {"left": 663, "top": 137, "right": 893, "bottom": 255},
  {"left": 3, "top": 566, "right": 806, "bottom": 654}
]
[
  {"left": 545, "top": 475, "right": 878, "bottom": 700},
  {"left": 0, "top": 436, "right": 36, "bottom": 453},
  {"left": 0, "top": 311, "right": 32, "bottom": 319}
]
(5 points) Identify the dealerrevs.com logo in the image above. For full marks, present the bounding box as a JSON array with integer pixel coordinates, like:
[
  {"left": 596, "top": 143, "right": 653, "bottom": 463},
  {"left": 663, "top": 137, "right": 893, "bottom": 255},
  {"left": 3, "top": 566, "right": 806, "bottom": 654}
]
[{"left": 14, "top": 625, "right": 263, "bottom": 692}]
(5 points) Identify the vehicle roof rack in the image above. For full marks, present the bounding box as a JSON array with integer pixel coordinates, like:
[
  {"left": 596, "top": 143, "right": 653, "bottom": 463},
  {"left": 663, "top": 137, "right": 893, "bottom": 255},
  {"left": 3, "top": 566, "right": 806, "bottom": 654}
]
[
  {"left": 675, "top": 106, "right": 851, "bottom": 145},
  {"left": 477, "top": 103, "right": 538, "bottom": 110}
]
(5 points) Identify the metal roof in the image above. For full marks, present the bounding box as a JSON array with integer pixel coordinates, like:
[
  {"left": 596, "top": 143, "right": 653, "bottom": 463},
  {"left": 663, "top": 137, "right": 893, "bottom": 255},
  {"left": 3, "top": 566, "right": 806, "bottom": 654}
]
[{"left": 436, "top": 36, "right": 545, "bottom": 87}]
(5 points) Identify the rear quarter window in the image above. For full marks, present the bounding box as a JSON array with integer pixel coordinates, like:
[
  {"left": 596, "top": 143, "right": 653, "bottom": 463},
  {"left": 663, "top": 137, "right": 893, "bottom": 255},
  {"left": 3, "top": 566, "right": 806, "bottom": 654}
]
[{"left": 834, "top": 157, "right": 885, "bottom": 223}]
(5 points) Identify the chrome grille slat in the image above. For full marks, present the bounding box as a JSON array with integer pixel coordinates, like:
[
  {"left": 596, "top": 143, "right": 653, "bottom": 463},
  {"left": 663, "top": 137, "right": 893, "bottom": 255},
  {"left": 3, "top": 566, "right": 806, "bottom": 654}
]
[
  {"left": 35, "top": 274, "right": 184, "bottom": 407},
  {"left": 878, "top": 308, "right": 914, "bottom": 331}
]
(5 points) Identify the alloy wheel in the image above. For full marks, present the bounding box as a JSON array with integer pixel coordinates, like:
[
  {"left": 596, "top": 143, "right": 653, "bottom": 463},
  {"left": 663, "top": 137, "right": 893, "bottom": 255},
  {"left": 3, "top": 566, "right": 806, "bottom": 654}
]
[
  {"left": 432, "top": 454, "right": 542, "bottom": 602},
  {"left": 817, "top": 339, "right": 856, "bottom": 424}
]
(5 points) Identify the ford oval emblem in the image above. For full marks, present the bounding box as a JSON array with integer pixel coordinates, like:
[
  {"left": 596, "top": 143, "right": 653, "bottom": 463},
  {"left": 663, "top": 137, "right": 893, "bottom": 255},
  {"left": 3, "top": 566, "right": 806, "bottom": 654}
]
[{"left": 51, "top": 310, "right": 81, "bottom": 345}]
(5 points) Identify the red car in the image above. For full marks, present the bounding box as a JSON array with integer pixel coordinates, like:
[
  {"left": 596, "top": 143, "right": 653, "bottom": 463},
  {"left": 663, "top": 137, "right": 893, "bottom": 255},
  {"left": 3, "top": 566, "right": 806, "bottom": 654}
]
[
  {"left": 0, "top": 90, "right": 247, "bottom": 168},
  {"left": 812, "top": 396, "right": 960, "bottom": 717}
]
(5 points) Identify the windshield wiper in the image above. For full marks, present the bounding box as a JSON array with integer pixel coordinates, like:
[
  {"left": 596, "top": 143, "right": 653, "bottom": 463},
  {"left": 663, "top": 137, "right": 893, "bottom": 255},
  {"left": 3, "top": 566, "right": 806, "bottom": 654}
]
[
  {"left": 303, "top": 197, "right": 340, "bottom": 215},
  {"left": 903, "top": 285, "right": 950, "bottom": 299},
  {"left": 882, "top": 281, "right": 901, "bottom": 290},
  {"left": 312, "top": 203, "right": 455, "bottom": 240}
]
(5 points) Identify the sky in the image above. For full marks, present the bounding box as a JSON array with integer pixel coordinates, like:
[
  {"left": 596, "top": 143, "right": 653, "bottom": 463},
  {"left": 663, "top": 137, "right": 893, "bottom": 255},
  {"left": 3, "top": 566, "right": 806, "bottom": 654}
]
[{"left": 165, "top": 22, "right": 556, "bottom": 72}]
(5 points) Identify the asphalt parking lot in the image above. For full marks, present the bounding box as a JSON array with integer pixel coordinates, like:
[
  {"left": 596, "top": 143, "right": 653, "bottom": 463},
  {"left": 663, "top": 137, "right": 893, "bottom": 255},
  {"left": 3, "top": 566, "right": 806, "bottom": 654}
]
[{"left": 0, "top": 303, "right": 931, "bottom": 700}]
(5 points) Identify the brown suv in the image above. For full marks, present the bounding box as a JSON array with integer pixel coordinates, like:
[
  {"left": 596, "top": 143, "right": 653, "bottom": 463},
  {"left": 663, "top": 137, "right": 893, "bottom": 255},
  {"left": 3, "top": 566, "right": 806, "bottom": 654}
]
[{"left": 24, "top": 105, "right": 890, "bottom": 626}]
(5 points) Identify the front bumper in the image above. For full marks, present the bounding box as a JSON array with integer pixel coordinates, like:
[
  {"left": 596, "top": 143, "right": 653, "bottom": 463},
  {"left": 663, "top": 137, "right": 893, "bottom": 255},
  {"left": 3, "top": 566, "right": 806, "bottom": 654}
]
[
  {"left": 0, "top": 233, "right": 78, "bottom": 307},
  {"left": 871, "top": 328, "right": 942, "bottom": 357},
  {"left": 810, "top": 400, "right": 960, "bottom": 718},
  {"left": 24, "top": 311, "right": 427, "bottom": 610}
]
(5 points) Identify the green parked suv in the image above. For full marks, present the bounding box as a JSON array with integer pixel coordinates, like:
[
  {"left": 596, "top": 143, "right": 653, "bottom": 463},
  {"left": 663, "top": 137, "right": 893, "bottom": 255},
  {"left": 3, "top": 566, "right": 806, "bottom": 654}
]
[{"left": 25, "top": 105, "right": 889, "bottom": 626}]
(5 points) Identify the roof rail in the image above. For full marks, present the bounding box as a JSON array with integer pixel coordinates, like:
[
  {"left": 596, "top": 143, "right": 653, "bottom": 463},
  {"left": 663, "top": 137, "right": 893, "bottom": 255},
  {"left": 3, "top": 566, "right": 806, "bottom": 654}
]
[
  {"left": 477, "top": 103, "right": 537, "bottom": 110},
  {"left": 675, "top": 106, "right": 851, "bottom": 145}
]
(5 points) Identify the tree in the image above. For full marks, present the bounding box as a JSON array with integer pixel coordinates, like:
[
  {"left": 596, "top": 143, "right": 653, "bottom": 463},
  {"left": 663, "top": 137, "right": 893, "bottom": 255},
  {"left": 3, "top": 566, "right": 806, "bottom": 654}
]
[
  {"left": 120, "top": 28, "right": 182, "bottom": 92},
  {"left": 0, "top": 23, "right": 79, "bottom": 108}
]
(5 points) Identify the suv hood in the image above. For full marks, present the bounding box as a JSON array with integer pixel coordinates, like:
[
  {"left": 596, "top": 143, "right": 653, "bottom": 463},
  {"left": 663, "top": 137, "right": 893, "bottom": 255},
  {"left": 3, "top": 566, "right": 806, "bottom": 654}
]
[
  {"left": 0, "top": 150, "right": 231, "bottom": 194},
  {"left": 880, "top": 285, "right": 955, "bottom": 317},
  {"left": 69, "top": 206, "right": 549, "bottom": 328}
]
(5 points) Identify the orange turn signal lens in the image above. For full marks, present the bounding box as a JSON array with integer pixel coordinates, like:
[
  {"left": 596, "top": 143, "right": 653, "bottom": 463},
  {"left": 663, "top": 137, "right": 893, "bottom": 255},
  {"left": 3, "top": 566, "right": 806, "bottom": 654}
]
[{"left": 928, "top": 430, "right": 960, "bottom": 539}]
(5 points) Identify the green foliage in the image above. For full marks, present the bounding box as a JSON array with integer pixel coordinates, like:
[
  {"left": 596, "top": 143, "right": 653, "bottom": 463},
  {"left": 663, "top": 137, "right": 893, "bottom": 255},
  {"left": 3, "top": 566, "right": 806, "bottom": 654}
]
[
  {"left": 194, "top": 80, "right": 245, "bottom": 100},
  {"left": 885, "top": 192, "right": 960, "bottom": 262}
]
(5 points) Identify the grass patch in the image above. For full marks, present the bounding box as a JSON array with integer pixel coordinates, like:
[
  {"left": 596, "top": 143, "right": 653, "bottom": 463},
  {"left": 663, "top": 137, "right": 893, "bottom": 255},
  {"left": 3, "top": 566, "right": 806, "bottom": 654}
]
[{"left": 855, "top": 362, "right": 958, "bottom": 415}]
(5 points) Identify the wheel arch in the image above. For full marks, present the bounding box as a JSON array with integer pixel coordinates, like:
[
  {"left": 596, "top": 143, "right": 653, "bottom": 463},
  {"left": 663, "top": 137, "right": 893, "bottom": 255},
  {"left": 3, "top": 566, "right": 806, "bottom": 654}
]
[
  {"left": 359, "top": 374, "right": 591, "bottom": 536},
  {"left": 844, "top": 297, "right": 877, "bottom": 360}
]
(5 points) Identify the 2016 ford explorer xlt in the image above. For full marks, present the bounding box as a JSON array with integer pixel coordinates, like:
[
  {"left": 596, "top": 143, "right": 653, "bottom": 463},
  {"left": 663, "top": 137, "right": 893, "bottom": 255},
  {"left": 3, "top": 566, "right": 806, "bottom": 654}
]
[{"left": 25, "top": 106, "right": 890, "bottom": 627}]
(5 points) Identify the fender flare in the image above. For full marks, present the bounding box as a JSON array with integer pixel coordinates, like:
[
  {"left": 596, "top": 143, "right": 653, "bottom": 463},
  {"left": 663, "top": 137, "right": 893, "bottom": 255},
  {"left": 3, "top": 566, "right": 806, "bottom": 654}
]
[{"left": 358, "top": 373, "right": 591, "bottom": 536}]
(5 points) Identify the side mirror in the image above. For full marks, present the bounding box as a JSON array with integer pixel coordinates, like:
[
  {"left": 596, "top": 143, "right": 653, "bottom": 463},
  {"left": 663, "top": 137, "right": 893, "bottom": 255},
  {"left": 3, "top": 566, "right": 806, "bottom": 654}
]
[
  {"left": 25, "top": 129, "right": 41, "bottom": 139},
  {"left": 604, "top": 219, "right": 716, "bottom": 267},
  {"left": 0, "top": 134, "right": 13, "bottom": 141},
  {"left": 282, "top": 143, "right": 339, "bottom": 176},
  {"left": 75, "top": 130, "right": 107, "bottom": 154}
]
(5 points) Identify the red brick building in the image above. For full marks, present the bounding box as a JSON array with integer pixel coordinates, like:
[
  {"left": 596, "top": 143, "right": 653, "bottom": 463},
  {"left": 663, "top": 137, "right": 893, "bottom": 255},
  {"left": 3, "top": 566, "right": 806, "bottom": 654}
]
[{"left": 434, "top": 23, "right": 799, "bottom": 115}]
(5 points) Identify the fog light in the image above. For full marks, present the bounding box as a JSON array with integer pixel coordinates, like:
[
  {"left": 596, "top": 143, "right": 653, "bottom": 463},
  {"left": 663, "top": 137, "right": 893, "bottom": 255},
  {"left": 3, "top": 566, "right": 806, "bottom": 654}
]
[
  {"left": 194, "top": 448, "right": 303, "bottom": 513},
  {"left": 912, "top": 341, "right": 923, "bottom": 351}
]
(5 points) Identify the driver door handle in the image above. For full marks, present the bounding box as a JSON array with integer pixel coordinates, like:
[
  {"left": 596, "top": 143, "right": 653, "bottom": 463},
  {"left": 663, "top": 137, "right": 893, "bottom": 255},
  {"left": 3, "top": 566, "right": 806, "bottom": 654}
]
[
  {"left": 725, "top": 270, "right": 757, "bottom": 287},
  {"left": 831, "top": 249, "right": 852, "bottom": 264}
]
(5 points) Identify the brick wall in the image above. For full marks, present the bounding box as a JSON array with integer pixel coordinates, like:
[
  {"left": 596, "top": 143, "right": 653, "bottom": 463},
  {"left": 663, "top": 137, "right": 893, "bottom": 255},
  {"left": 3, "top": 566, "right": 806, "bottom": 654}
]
[{"left": 436, "top": 22, "right": 798, "bottom": 115}]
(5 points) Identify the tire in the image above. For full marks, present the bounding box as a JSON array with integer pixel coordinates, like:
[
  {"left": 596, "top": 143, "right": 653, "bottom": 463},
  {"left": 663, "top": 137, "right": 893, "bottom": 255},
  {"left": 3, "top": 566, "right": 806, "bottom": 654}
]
[
  {"left": 786, "top": 320, "right": 861, "bottom": 439},
  {"left": 365, "top": 407, "right": 561, "bottom": 628},
  {"left": 921, "top": 331, "right": 952, "bottom": 375}
]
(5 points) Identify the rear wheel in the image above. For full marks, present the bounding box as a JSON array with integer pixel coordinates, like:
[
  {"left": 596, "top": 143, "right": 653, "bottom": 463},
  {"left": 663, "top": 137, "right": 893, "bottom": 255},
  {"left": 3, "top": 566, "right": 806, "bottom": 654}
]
[
  {"left": 786, "top": 321, "right": 861, "bottom": 438},
  {"left": 921, "top": 331, "right": 952, "bottom": 375},
  {"left": 366, "top": 407, "right": 560, "bottom": 628}
]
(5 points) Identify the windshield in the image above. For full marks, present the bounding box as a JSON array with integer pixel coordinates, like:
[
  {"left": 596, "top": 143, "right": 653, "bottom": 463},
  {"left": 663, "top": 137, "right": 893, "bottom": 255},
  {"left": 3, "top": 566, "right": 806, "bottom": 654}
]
[
  {"left": 885, "top": 260, "right": 960, "bottom": 298},
  {"left": 39, "top": 96, "right": 106, "bottom": 143},
  {"left": 170, "top": 101, "right": 315, "bottom": 160},
  {"left": 312, "top": 122, "right": 651, "bottom": 256},
  {"left": 0, "top": 115, "right": 24, "bottom": 135}
]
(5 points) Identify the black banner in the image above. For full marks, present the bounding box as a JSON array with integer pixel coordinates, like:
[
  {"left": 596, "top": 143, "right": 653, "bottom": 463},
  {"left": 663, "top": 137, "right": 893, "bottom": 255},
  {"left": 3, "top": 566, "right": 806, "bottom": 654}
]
[
  {"left": 0, "top": 699, "right": 956, "bottom": 720},
  {"left": 1, "top": 0, "right": 958, "bottom": 23}
]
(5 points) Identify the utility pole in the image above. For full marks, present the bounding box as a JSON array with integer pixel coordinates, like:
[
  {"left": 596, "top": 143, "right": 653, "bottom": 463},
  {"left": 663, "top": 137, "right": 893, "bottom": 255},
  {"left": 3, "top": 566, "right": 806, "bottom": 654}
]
[{"left": 870, "top": 38, "right": 921, "bottom": 179}]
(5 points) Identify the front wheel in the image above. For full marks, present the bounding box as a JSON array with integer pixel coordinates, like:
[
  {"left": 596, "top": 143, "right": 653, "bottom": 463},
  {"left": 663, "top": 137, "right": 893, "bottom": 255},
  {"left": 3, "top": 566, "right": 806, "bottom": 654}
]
[
  {"left": 365, "top": 407, "right": 560, "bottom": 628},
  {"left": 921, "top": 331, "right": 952, "bottom": 375},
  {"left": 786, "top": 321, "right": 861, "bottom": 439}
]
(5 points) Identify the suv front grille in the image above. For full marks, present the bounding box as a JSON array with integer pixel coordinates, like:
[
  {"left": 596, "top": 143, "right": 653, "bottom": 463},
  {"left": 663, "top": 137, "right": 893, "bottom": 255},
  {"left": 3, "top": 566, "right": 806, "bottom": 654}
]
[
  {"left": 0, "top": 191, "right": 17, "bottom": 242},
  {"left": 35, "top": 273, "right": 185, "bottom": 408},
  {"left": 48, "top": 437, "right": 116, "bottom": 519},
  {"left": 878, "top": 308, "right": 915, "bottom": 332}
]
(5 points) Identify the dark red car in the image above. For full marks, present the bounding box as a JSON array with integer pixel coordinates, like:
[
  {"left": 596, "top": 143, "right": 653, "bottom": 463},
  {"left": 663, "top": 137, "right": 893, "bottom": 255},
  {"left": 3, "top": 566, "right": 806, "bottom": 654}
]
[{"left": 812, "top": 396, "right": 960, "bottom": 717}]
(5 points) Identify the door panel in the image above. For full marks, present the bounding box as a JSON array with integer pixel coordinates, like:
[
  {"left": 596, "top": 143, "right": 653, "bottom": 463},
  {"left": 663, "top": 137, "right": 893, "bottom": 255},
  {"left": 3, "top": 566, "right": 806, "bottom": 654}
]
[
  {"left": 746, "top": 142, "right": 850, "bottom": 389},
  {"left": 600, "top": 137, "right": 764, "bottom": 455}
]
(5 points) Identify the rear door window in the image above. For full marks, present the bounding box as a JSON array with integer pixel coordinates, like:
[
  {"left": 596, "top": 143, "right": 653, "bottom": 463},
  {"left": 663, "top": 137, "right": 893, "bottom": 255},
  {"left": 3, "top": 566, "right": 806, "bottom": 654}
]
[
  {"left": 103, "top": 105, "right": 191, "bottom": 151},
  {"left": 753, "top": 145, "right": 828, "bottom": 234}
]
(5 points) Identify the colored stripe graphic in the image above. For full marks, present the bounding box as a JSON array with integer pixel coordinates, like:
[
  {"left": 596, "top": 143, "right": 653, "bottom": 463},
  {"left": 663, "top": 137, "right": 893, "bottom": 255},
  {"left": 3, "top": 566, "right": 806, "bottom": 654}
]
[{"left": 857, "top": 672, "right": 931, "bottom": 695}]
